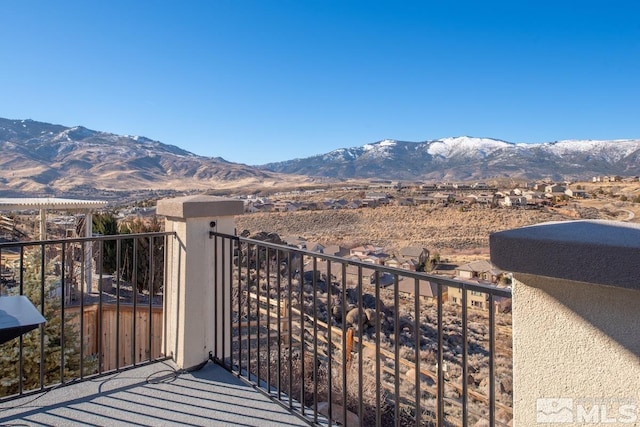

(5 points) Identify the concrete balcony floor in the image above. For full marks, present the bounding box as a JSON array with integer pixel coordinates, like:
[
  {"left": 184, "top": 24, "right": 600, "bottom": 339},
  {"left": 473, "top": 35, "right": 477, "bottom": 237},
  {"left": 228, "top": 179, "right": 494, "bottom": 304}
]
[{"left": 0, "top": 361, "right": 311, "bottom": 427}]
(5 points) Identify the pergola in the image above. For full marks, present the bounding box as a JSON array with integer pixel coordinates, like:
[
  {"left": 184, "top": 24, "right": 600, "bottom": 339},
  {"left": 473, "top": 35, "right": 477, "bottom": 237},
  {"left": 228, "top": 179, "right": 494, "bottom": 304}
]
[{"left": 0, "top": 197, "right": 109, "bottom": 293}]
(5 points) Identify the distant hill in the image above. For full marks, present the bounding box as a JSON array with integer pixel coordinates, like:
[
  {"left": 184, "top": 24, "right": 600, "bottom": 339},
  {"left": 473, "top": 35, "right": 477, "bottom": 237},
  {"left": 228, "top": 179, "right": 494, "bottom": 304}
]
[
  {"left": 0, "top": 118, "right": 307, "bottom": 197},
  {"left": 259, "top": 137, "right": 640, "bottom": 181}
]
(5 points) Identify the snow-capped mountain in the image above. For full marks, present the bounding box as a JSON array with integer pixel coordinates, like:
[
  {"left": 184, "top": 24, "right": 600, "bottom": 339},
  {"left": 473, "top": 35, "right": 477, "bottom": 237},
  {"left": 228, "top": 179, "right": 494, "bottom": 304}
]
[
  {"left": 260, "top": 137, "right": 640, "bottom": 181},
  {"left": 0, "top": 118, "right": 287, "bottom": 197}
]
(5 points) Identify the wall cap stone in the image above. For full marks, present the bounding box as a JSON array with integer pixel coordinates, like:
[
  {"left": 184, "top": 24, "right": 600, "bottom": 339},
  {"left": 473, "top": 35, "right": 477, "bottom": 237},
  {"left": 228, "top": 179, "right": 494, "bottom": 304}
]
[
  {"left": 156, "top": 195, "right": 244, "bottom": 219},
  {"left": 490, "top": 220, "right": 640, "bottom": 291}
]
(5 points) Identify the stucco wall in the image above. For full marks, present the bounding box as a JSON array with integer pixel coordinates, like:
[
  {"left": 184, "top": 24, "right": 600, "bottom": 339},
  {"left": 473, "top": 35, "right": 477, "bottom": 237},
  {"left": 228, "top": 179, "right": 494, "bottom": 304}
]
[{"left": 512, "top": 273, "right": 640, "bottom": 426}]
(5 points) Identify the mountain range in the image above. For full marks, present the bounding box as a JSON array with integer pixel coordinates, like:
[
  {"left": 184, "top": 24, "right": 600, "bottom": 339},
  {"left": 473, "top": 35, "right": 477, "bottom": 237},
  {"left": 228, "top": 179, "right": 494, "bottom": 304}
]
[
  {"left": 0, "top": 118, "right": 307, "bottom": 197},
  {"left": 1, "top": 118, "right": 639, "bottom": 197},
  {"left": 260, "top": 137, "right": 640, "bottom": 181}
]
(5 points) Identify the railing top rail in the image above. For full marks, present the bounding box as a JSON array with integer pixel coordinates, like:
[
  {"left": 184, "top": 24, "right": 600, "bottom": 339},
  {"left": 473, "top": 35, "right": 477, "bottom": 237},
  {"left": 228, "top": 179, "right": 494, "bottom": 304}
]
[
  {"left": 210, "top": 230, "right": 512, "bottom": 297},
  {"left": 0, "top": 231, "right": 176, "bottom": 249}
]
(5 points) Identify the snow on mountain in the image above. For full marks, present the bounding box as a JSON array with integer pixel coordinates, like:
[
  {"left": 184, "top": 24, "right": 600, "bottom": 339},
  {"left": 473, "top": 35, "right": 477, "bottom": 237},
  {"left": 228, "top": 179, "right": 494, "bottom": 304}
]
[
  {"left": 545, "top": 139, "right": 640, "bottom": 162},
  {"left": 261, "top": 135, "right": 640, "bottom": 181},
  {"left": 428, "top": 137, "right": 512, "bottom": 158},
  {"left": 361, "top": 139, "right": 397, "bottom": 158}
]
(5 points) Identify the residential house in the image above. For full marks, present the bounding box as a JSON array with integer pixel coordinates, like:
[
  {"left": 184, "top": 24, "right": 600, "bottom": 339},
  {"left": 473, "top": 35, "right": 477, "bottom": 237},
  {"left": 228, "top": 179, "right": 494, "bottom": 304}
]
[
  {"left": 323, "top": 245, "right": 350, "bottom": 257},
  {"left": 501, "top": 195, "right": 527, "bottom": 207},
  {"left": 449, "top": 260, "right": 503, "bottom": 310},
  {"left": 361, "top": 198, "right": 379, "bottom": 208},
  {"left": 390, "top": 278, "right": 447, "bottom": 302},
  {"left": 544, "top": 184, "right": 566, "bottom": 195},
  {"left": 349, "top": 244, "right": 383, "bottom": 257},
  {"left": 401, "top": 258, "right": 420, "bottom": 271},
  {"left": 565, "top": 189, "right": 588, "bottom": 198},
  {"left": 398, "top": 246, "right": 429, "bottom": 266},
  {"left": 364, "top": 192, "right": 390, "bottom": 205},
  {"left": 414, "top": 196, "right": 435, "bottom": 205},
  {"left": 395, "top": 197, "right": 414, "bottom": 207},
  {"left": 432, "top": 192, "right": 455, "bottom": 204},
  {"left": 475, "top": 193, "right": 495, "bottom": 205},
  {"left": 455, "top": 259, "right": 502, "bottom": 283},
  {"left": 448, "top": 284, "right": 490, "bottom": 310},
  {"left": 273, "top": 201, "right": 303, "bottom": 212},
  {"left": 384, "top": 257, "right": 403, "bottom": 269}
]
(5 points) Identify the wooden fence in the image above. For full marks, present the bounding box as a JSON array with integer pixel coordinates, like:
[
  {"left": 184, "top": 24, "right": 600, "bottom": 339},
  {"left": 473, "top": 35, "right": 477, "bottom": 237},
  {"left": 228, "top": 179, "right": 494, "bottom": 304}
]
[{"left": 67, "top": 303, "right": 163, "bottom": 372}]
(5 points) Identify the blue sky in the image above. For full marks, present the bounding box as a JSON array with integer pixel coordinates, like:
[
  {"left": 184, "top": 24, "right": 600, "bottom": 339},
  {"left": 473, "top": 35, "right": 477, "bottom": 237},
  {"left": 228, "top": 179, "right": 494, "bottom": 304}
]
[{"left": 1, "top": 1, "right": 639, "bottom": 165}]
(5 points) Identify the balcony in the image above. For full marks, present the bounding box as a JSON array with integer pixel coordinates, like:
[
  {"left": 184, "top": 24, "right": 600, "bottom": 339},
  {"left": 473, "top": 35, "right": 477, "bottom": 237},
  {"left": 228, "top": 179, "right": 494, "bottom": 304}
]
[{"left": 1, "top": 196, "right": 638, "bottom": 426}]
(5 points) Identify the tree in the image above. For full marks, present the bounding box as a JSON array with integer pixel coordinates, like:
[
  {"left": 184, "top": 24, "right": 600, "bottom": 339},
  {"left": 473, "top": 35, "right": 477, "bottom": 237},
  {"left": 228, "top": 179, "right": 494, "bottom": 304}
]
[
  {"left": 419, "top": 252, "right": 441, "bottom": 272},
  {"left": 0, "top": 249, "right": 89, "bottom": 396},
  {"left": 91, "top": 212, "right": 119, "bottom": 274},
  {"left": 119, "top": 216, "right": 164, "bottom": 294}
]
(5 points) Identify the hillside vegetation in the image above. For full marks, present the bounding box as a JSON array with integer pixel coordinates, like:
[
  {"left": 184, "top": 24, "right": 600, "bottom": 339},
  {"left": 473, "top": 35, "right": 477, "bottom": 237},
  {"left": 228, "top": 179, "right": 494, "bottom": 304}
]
[{"left": 236, "top": 204, "right": 573, "bottom": 257}]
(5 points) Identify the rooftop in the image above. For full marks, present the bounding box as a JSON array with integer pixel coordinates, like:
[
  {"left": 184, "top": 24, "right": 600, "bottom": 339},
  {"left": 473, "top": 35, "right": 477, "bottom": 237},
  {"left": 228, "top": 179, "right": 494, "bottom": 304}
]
[{"left": 0, "top": 198, "right": 108, "bottom": 211}]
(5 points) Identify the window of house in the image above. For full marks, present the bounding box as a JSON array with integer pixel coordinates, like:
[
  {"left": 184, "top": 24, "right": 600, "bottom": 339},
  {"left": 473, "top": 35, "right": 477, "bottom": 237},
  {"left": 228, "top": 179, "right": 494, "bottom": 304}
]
[{"left": 471, "top": 300, "right": 483, "bottom": 308}]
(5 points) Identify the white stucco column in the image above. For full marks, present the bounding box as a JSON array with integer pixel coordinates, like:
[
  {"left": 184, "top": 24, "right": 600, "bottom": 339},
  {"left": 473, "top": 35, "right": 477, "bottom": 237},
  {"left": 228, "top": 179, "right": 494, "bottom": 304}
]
[
  {"left": 491, "top": 220, "right": 640, "bottom": 427},
  {"left": 157, "top": 195, "right": 244, "bottom": 370}
]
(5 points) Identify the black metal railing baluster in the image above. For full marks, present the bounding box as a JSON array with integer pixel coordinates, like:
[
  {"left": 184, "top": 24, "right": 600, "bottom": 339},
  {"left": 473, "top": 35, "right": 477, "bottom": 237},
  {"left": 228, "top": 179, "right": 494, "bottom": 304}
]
[
  {"left": 299, "top": 252, "right": 305, "bottom": 416},
  {"left": 276, "top": 249, "right": 282, "bottom": 399},
  {"left": 256, "top": 242, "right": 262, "bottom": 388},
  {"left": 287, "top": 250, "right": 293, "bottom": 409},
  {"left": 327, "top": 260, "right": 333, "bottom": 426},
  {"left": 221, "top": 237, "right": 227, "bottom": 367},
  {"left": 489, "top": 293, "right": 496, "bottom": 427},
  {"left": 394, "top": 274, "right": 400, "bottom": 427},
  {"left": 312, "top": 256, "right": 319, "bottom": 424},
  {"left": 358, "top": 266, "right": 364, "bottom": 427},
  {"left": 148, "top": 236, "right": 154, "bottom": 362},
  {"left": 341, "top": 263, "right": 348, "bottom": 427},
  {"left": 374, "top": 270, "right": 381, "bottom": 427},
  {"left": 98, "top": 240, "right": 104, "bottom": 374},
  {"left": 60, "top": 242, "right": 66, "bottom": 384},
  {"left": 437, "top": 283, "right": 444, "bottom": 427},
  {"left": 79, "top": 241, "right": 85, "bottom": 378},
  {"left": 115, "top": 239, "right": 121, "bottom": 370},
  {"left": 132, "top": 237, "right": 138, "bottom": 366},
  {"left": 462, "top": 286, "right": 469, "bottom": 427},
  {"left": 265, "top": 246, "right": 272, "bottom": 395},
  {"left": 39, "top": 242, "right": 45, "bottom": 390},
  {"left": 19, "top": 247, "right": 25, "bottom": 395},
  {"left": 414, "top": 277, "right": 421, "bottom": 427}
]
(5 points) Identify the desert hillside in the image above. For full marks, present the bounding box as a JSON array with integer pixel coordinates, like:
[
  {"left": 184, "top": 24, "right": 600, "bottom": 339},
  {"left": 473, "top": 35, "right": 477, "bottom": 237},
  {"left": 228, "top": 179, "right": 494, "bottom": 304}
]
[{"left": 236, "top": 205, "right": 572, "bottom": 260}]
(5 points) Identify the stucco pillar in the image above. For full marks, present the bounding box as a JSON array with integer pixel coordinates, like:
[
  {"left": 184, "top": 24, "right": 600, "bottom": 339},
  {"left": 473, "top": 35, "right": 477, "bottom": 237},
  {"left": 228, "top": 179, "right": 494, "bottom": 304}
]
[
  {"left": 157, "top": 195, "right": 244, "bottom": 370},
  {"left": 491, "top": 220, "right": 640, "bottom": 427}
]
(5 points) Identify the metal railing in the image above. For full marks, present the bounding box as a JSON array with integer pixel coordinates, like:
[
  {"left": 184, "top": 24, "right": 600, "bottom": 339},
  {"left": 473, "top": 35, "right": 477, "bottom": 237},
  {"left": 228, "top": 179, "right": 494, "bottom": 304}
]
[
  {"left": 0, "top": 232, "right": 174, "bottom": 401},
  {"left": 210, "top": 231, "right": 513, "bottom": 427}
]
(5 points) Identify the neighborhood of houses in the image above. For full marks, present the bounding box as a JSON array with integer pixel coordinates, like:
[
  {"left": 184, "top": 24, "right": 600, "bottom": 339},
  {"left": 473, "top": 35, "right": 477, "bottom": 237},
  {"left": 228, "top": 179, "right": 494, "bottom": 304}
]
[
  {"left": 239, "top": 179, "right": 623, "bottom": 213},
  {"left": 281, "top": 235, "right": 509, "bottom": 312}
]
